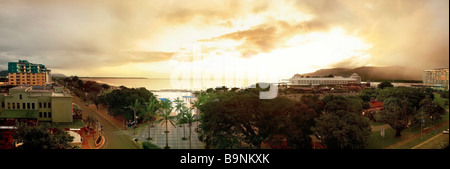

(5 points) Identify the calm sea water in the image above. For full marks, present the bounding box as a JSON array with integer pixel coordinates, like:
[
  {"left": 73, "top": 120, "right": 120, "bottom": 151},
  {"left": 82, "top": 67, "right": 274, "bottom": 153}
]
[
  {"left": 81, "top": 78, "right": 179, "bottom": 91},
  {"left": 80, "top": 77, "right": 282, "bottom": 101},
  {"left": 80, "top": 78, "right": 245, "bottom": 101}
]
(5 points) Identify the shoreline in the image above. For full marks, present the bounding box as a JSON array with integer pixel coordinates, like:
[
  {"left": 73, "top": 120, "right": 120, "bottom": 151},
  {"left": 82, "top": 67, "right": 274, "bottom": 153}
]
[
  {"left": 79, "top": 78, "right": 199, "bottom": 94},
  {"left": 80, "top": 77, "right": 148, "bottom": 79}
]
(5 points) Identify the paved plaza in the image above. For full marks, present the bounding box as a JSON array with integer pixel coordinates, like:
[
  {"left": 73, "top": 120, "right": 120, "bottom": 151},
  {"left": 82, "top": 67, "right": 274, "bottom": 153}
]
[{"left": 126, "top": 120, "right": 205, "bottom": 149}]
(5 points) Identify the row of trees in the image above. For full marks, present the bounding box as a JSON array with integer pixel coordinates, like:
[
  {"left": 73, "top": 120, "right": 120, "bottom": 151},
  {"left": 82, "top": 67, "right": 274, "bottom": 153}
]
[
  {"left": 375, "top": 87, "right": 446, "bottom": 136},
  {"left": 98, "top": 86, "right": 155, "bottom": 120},
  {"left": 57, "top": 76, "right": 205, "bottom": 149},
  {"left": 195, "top": 84, "right": 447, "bottom": 149},
  {"left": 56, "top": 76, "right": 110, "bottom": 108},
  {"left": 196, "top": 87, "right": 373, "bottom": 149},
  {"left": 123, "top": 96, "right": 200, "bottom": 149}
]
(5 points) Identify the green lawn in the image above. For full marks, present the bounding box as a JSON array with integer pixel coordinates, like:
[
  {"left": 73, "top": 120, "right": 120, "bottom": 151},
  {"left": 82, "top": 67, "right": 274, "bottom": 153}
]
[
  {"left": 397, "top": 124, "right": 449, "bottom": 149},
  {"left": 366, "top": 127, "right": 400, "bottom": 149},
  {"left": 413, "top": 132, "right": 449, "bottom": 149},
  {"left": 365, "top": 93, "right": 449, "bottom": 149}
]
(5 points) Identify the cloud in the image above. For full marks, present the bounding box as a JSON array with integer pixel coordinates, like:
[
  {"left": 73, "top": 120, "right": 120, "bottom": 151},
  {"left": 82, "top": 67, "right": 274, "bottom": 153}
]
[
  {"left": 292, "top": 0, "right": 449, "bottom": 71},
  {"left": 0, "top": 0, "right": 447, "bottom": 78},
  {"left": 198, "top": 19, "right": 329, "bottom": 57}
]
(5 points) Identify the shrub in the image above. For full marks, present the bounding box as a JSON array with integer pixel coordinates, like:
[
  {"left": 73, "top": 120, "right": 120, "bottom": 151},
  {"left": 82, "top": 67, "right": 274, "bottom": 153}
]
[{"left": 142, "top": 141, "right": 160, "bottom": 149}]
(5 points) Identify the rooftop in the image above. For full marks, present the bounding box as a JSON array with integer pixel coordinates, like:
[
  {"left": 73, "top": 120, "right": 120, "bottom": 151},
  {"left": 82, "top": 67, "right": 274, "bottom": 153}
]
[{"left": 7, "top": 86, "right": 71, "bottom": 97}]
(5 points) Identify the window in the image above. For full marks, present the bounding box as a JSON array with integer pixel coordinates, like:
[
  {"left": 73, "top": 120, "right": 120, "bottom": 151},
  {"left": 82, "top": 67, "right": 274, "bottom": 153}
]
[
  {"left": 23, "top": 103, "right": 26, "bottom": 109},
  {"left": 48, "top": 102, "right": 51, "bottom": 108},
  {"left": 12, "top": 103, "right": 15, "bottom": 109},
  {"left": 48, "top": 112, "right": 52, "bottom": 118},
  {"left": 27, "top": 103, "right": 30, "bottom": 110},
  {"left": 43, "top": 102, "right": 47, "bottom": 108},
  {"left": 1, "top": 102, "right": 4, "bottom": 108},
  {"left": 17, "top": 103, "right": 20, "bottom": 109},
  {"left": 19, "top": 94, "right": 22, "bottom": 100},
  {"left": 32, "top": 103, "right": 35, "bottom": 109},
  {"left": 39, "top": 112, "right": 42, "bottom": 118},
  {"left": 44, "top": 112, "right": 47, "bottom": 118},
  {"left": 39, "top": 102, "right": 42, "bottom": 108},
  {"left": 7, "top": 102, "right": 10, "bottom": 109}
]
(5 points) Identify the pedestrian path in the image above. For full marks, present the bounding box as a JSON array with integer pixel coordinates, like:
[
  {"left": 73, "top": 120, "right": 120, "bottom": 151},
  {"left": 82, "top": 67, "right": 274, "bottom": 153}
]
[
  {"left": 384, "top": 120, "right": 449, "bottom": 149},
  {"left": 89, "top": 102, "right": 205, "bottom": 149},
  {"left": 126, "top": 121, "right": 205, "bottom": 149},
  {"left": 411, "top": 133, "right": 444, "bottom": 149}
]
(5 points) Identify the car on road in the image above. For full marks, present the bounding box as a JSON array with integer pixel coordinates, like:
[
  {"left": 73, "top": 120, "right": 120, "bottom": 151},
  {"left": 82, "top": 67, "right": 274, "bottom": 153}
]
[{"left": 444, "top": 129, "right": 449, "bottom": 134}]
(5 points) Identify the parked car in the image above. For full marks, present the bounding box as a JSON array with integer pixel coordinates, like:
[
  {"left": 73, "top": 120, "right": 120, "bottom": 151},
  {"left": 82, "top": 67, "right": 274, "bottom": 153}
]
[{"left": 444, "top": 129, "right": 449, "bottom": 134}]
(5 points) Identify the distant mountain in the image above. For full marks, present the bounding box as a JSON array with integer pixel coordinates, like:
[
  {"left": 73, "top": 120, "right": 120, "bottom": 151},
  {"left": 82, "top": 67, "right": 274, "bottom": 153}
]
[
  {"left": 303, "top": 66, "right": 421, "bottom": 81},
  {"left": 52, "top": 73, "right": 68, "bottom": 78},
  {"left": 0, "top": 70, "right": 8, "bottom": 77}
]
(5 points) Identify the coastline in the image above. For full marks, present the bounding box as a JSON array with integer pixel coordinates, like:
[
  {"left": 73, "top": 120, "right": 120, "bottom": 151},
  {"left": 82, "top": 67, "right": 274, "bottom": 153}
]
[
  {"left": 80, "top": 77, "right": 148, "bottom": 79},
  {"left": 80, "top": 77, "right": 203, "bottom": 93},
  {"left": 79, "top": 77, "right": 198, "bottom": 99}
]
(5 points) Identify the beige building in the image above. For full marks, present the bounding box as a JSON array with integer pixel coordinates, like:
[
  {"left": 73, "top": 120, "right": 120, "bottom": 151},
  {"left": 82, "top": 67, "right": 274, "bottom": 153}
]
[{"left": 0, "top": 86, "right": 73, "bottom": 123}]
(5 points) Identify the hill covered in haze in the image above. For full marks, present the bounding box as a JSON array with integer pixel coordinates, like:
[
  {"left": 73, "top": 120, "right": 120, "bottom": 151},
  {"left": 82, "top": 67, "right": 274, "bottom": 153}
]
[
  {"left": 0, "top": 70, "right": 7, "bottom": 77},
  {"left": 303, "top": 66, "right": 422, "bottom": 81}
]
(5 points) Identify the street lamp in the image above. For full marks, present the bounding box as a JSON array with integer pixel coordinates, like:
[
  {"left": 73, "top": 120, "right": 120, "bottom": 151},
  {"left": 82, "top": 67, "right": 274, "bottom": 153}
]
[{"left": 125, "top": 107, "right": 138, "bottom": 135}]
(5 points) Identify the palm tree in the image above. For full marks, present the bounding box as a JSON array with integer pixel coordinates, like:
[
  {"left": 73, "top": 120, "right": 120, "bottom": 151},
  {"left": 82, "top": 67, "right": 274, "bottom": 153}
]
[
  {"left": 156, "top": 99, "right": 177, "bottom": 149},
  {"left": 173, "top": 97, "right": 184, "bottom": 127},
  {"left": 191, "top": 94, "right": 207, "bottom": 132},
  {"left": 181, "top": 107, "right": 199, "bottom": 149},
  {"left": 128, "top": 99, "right": 141, "bottom": 135},
  {"left": 143, "top": 97, "right": 160, "bottom": 140},
  {"left": 178, "top": 105, "right": 188, "bottom": 140},
  {"left": 84, "top": 115, "right": 98, "bottom": 143}
]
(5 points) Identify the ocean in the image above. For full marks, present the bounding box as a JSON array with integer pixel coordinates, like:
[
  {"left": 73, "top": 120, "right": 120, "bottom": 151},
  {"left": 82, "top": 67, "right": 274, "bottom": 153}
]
[
  {"left": 79, "top": 78, "right": 247, "bottom": 101},
  {"left": 79, "top": 78, "right": 190, "bottom": 101}
]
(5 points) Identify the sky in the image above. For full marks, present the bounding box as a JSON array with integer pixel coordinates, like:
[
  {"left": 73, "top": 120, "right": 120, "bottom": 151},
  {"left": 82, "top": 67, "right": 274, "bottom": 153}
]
[{"left": 0, "top": 0, "right": 448, "bottom": 80}]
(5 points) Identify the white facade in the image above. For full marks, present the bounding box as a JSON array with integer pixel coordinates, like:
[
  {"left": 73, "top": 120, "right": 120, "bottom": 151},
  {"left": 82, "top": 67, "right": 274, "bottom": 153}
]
[
  {"left": 289, "top": 73, "right": 361, "bottom": 86},
  {"left": 423, "top": 68, "right": 449, "bottom": 89}
]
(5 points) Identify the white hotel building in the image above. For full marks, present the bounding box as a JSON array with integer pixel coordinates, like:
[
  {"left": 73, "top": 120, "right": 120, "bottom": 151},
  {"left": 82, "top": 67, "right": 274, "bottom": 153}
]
[
  {"left": 289, "top": 73, "right": 361, "bottom": 86},
  {"left": 423, "top": 68, "right": 449, "bottom": 89}
]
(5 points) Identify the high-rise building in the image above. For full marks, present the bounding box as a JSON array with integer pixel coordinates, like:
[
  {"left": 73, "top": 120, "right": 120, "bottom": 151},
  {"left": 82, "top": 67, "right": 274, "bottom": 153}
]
[
  {"left": 7, "top": 60, "right": 52, "bottom": 86},
  {"left": 423, "top": 68, "right": 449, "bottom": 89}
]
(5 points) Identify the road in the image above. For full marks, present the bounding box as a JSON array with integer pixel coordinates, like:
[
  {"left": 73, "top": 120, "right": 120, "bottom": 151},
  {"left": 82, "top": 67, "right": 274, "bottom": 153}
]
[{"left": 73, "top": 96, "right": 139, "bottom": 149}]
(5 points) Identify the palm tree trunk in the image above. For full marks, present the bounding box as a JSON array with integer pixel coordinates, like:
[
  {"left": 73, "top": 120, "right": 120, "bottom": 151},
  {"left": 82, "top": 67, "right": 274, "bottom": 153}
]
[
  {"left": 183, "top": 124, "right": 186, "bottom": 140},
  {"left": 165, "top": 119, "right": 169, "bottom": 149},
  {"left": 189, "top": 123, "right": 192, "bottom": 149},
  {"left": 147, "top": 122, "right": 152, "bottom": 140}
]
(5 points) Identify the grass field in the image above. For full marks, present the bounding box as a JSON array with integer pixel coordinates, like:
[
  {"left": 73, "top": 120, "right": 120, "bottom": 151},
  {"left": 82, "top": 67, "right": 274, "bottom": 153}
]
[{"left": 365, "top": 93, "right": 449, "bottom": 149}]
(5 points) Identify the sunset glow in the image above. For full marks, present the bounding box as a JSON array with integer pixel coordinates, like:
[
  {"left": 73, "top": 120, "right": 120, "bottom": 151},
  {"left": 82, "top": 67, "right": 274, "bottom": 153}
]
[{"left": 0, "top": 0, "right": 448, "bottom": 80}]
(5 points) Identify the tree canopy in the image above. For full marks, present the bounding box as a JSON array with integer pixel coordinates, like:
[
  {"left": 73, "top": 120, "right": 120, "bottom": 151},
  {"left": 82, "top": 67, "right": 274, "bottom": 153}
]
[
  {"left": 14, "top": 124, "right": 75, "bottom": 149},
  {"left": 312, "top": 95, "right": 372, "bottom": 149},
  {"left": 378, "top": 81, "right": 394, "bottom": 89},
  {"left": 99, "top": 87, "right": 156, "bottom": 120}
]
